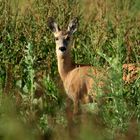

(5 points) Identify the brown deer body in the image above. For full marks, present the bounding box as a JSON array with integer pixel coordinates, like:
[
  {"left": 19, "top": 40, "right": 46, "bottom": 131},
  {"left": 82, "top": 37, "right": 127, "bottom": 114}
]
[{"left": 48, "top": 17, "right": 108, "bottom": 114}]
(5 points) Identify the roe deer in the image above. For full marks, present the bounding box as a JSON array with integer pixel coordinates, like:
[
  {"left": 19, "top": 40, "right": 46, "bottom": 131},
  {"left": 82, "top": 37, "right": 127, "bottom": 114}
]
[{"left": 47, "top": 17, "right": 109, "bottom": 114}]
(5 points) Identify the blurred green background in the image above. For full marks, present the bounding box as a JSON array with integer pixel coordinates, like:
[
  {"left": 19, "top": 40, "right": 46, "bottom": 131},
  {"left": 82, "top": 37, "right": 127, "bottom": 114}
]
[{"left": 0, "top": 0, "right": 140, "bottom": 140}]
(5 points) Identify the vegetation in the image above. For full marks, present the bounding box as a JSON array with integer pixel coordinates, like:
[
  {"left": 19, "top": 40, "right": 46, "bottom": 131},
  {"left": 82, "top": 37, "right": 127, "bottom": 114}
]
[{"left": 0, "top": 0, "right": 140, "bottom": 139}]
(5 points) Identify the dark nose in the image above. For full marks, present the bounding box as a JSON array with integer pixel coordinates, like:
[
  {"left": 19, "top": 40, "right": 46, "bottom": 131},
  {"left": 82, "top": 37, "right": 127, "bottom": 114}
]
[{"left": 59, "top": 47, "right": 66, "bottom": 52}]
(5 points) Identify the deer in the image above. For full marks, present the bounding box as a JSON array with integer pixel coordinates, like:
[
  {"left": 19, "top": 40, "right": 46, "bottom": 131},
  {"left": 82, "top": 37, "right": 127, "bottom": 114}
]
[
  {"left": 47, "top": 17, "right": 109, "bottom": 115},
  {"left": 47, "top": 17, "right": 140, "bottom": 115}
]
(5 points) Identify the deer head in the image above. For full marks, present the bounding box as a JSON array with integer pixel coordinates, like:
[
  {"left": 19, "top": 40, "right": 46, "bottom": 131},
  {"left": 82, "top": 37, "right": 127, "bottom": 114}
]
[{"left": 48, "top": 17, "right": 78, "bottom": 58}]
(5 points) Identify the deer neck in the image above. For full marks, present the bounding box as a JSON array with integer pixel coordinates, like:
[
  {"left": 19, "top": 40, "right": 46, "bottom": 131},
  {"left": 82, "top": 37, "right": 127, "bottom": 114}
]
[{"left": 57, "top": 52, "right": 74, "bottom": 81}]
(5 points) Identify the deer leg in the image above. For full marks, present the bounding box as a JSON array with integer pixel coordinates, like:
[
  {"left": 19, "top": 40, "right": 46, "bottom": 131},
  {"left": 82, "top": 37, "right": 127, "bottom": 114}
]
[
  {"left": 73, "top": 99, "right": 80, "bottom": 115},
  {"left": 65, "top": 97, "right": 74, "bottom": 138},
  {"left": 66, "top": 97, "right": 73, "bottom": 119}
]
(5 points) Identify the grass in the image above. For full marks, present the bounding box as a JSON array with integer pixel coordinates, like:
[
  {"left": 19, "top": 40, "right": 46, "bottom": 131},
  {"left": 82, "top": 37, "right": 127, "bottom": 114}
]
[{"left": 0, "top": 0, "right": 140, "bottom": 140}]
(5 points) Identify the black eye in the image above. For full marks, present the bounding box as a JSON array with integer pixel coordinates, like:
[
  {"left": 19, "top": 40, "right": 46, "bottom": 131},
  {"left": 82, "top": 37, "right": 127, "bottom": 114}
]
[
  {"left": 66, "top": 36, "right": 70, "bottom": 41},
  {"left": 55, "top": 37, "right": 59, "bottom": 41}
]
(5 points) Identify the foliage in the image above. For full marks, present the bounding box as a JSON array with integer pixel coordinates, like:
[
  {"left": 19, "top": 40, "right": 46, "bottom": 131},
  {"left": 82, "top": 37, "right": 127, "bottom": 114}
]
[{"left": 0, "top": 0, "right": 140, "bottom": 140}]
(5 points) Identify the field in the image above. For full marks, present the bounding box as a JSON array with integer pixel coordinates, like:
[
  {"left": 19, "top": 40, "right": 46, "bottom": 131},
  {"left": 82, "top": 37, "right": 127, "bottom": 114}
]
[{"left": 0, "top": 0, "right": 140, "bottom": 140}]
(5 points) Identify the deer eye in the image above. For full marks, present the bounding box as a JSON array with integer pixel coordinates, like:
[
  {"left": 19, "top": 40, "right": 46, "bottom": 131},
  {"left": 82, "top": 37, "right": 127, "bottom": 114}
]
[
  {"left": 66, "top": 36, "right": 70, "bottom": 41},
  {"left": 55, "top": 37, "right": 59, "bottom": 41}
]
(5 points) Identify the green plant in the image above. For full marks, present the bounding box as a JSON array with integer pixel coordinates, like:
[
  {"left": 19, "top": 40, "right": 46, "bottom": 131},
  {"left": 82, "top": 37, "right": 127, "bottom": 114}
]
[{"left": 0, "top": 0, "right": 140, "bottom": 140}]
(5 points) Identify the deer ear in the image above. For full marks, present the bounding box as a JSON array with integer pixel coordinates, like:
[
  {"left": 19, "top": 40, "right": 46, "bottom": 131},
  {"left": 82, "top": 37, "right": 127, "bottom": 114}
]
[
  {"left": 47, "top": 17, "right": 60, "bottom": 33},
  {"left": 67, "top": 17, "right": 78, "bottom": 34}
]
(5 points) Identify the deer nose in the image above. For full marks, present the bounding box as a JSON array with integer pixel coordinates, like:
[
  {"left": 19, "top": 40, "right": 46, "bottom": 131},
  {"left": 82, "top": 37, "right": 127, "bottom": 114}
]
[{"left": 59, "top": 47, "right": 66, "bottom": 52}]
